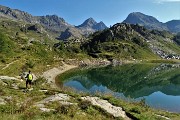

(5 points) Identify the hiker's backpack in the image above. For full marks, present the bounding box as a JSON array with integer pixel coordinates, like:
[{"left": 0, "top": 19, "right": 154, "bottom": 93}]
[{"left": 28, "top": 74, "right": 33, "bottom": 80}]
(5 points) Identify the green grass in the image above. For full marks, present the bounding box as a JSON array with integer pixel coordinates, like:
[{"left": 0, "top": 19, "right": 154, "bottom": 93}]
[
  {"left": 0, "top": 14, "right": 180, "bottom": 120},
  {"left": 1, "top": 65, "right": 180, "bottom": 120},
  {"left": 0, "top": 77, "right": 119, "bottom": 120}
]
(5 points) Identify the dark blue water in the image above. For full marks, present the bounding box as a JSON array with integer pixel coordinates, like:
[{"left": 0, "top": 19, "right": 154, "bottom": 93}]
[{"left": 60, "top": 63, "right": 180, "bottom": 112}]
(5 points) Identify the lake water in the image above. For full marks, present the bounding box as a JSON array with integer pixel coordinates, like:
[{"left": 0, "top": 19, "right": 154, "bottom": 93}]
[{"left": 58, "top": 63, "right": 180, "bottom": 113}]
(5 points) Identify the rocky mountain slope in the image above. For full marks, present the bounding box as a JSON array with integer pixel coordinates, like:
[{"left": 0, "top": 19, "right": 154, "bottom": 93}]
[
  {"left": 166, "top": 20, "right": 180, "bottom": 33},
  {"left": 0, "top": 5, "right": 107, "bottom": 40},
  {"left": 58, "top": 27, "right": 83, "bottom": 41},
  {"left": 0, "top": 5, "right": 72, "bottom": 33},
  {"left": 76, "top": 18, "right": 108, "bottom": 36},
  {"left": 82, "top": 23, "right": 180, "bottom": 60},
  {"left": 123, "top": 12, "right": 180, "bottom": 33},
  {"left": 0, "top": 4, "right": 179, "bottom": 61},
  {"left": 58, "top": 18, "right": 107, "bottom": 40}
]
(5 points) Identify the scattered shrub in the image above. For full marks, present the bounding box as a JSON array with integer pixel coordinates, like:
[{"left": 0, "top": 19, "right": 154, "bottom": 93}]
[
  {"left": 33, "top": 77, "right": 46, "bottom": 87},
  {"left": 130, "top": 107, "right": 141, "bottom": 114},
  {"left": 26, "top": 60, "right": 35, "bottom": 68},
  {"left": 79, "top": 100, "right": 91, "bottom": 110}
]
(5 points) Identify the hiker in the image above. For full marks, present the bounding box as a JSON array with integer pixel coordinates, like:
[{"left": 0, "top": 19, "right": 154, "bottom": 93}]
[{"left": 25, "top": 70, "right": 33, "bottom": 89}]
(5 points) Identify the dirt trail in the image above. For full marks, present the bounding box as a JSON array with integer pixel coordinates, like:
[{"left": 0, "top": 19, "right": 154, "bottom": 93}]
[
  {"left": 41, "top": 63, "right": 77, "bottom": 85},
  {"left": 2, "top": 60, "right": 18, "bottom": 70}
]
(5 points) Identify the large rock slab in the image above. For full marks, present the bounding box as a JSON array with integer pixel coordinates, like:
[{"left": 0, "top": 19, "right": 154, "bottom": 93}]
[
  {"left": 38, "top": 93, "right": 70, "bottom": 104},
  {"left": 0, "top": 76, "right": 18, "bottom": 80},
  {"left": 81, "top": 96, "right": 129, "bottom": 119}
]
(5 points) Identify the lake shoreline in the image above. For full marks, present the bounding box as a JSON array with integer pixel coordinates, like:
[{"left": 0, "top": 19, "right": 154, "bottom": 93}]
[
  {"left": 1, "top": 61, "right": 180, "bottom": 119},
  {"left": 54, "top": 62, "right": 180, "bottom": 114},
  {"left": 41, "top": 62, "right": 78, "bottom": 88}
]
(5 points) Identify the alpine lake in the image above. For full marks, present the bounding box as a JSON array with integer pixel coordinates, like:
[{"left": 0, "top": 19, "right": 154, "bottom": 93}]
[{"left": 56, "top": 63, "right": 180, "bottom": 113}]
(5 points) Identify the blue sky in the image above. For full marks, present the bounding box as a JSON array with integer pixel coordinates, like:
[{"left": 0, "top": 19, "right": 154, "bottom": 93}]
[{"left": 0, "top": 0, "right": 179, "bottom": 27}]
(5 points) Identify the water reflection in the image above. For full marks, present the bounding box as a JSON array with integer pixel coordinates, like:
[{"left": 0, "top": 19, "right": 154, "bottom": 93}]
[{"left": 59, "top": 63, "right": 180, "bottom": 112}]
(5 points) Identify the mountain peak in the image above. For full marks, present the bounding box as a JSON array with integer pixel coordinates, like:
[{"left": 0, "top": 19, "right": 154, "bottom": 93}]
[
  {"left": 99, "top": 21, "right": 104, "bottom": 24},
  {"left": 78, "top": 17, "right": 97, "bottom": 28},
  {"left": 123, "top": 12, "right": 168, "bottom": 31},
  {"left": 131, "top": 12, "right": 145, "bottom": 15},
  {"left": 41, "top": 14, "right": 65, "bottom": 23},
  {"left": 76, "top": 18, "right": 107, "bottom": 35},
  {"left": 124, "top": 12, "right": 160, "bottom": 25},
  {"left": 87, "top": 17, "right": 96, "bottom": 21},
  {"left": 93, "top": 21, "right": 108, "bottom": 30}
]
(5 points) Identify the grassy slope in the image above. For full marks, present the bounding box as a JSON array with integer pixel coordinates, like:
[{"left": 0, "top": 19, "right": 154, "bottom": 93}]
[
  {"left": 0, "top": 75, "right": 180, "bottom": 120},
  {"left": 82, "top": 24, "right": 180, "bottom": 61},
  {"left": 0, "top": 18, "right": 180, "bottom": 120},
  {"left": 82, "top": 28, "right": 159, "bottom": 60},
  {"left": 0, "top": 18, "right": 88, "bottom": 76},
  {"left": 0, "top": 78, "right": 114, "bottom": 120}
]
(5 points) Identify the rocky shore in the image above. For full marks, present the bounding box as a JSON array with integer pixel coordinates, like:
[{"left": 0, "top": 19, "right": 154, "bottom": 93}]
[{"left": 0, "top": 60, "right": 179, "bottom": 119}]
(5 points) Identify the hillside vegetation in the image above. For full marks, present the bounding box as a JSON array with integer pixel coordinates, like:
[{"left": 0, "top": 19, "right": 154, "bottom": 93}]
[
  {"left": 0, "top": 18, "right": 180, "bottom": 77},
  {"left": 0, "top": 18, "right": 87, "bottom": 76},
  {"left": 0, "top": 5, "right": 180, "bottom": 120},
  {"left": 81, "top": 23, "right": 180, "bottom": 60}
]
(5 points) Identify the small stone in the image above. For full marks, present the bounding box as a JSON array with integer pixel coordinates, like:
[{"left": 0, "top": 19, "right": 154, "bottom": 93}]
[
  {"left": 40, "top": 107, "right": 55, "bottom": 112},
  {"left": 0, "top": 98, "right": 6, "bottom": 105}
]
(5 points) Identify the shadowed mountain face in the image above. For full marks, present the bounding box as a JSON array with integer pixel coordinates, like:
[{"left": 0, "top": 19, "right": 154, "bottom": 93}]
[
  {"left": 36, "top": 15, "right": 72, "bottom": 32},
  {"left": 123, "top": 12, "right": 180, "bottom": 33},
  {"left": 76, "top": 18, "right": 108, "bottom": 36},
  {"left": 174, "top": 33, "right": 180, "bottom": 45},
  {"left": 123, "top": 12, "right": 166, "bottom": 30},
  {"left": 166, "top": 20, "right": 180, "bottom": 33},
  {"left": 0, "top": 5, "right": 71, "bottom": 33},
  {"left": 58, "top": 18, "right": 107, "bottom": 40},
  {"left": 78, "top": 18, "right": 97, "bottom": 28},
  {"left": 93, "top": 21, "right": 107, "bottom": 30},
  {"left": 58, "top": 27, "right": 83, "bottom": 40}
]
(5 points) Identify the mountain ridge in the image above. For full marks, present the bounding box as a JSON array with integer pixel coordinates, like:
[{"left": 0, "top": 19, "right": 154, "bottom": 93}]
[
  {"left": 123, "top": 12, "right": 180, "bottom": 33},
  {"left": 0, "top": 4, "right": 179, "bottom": 60},
  {"left": 82, "top": 23, "right": 180, "bottom": 59},
  {"left": 76, "top": 17, "right": 108, "bottom": 36},
  {"left": 0, "top": 5, "right": 107, "bottom": 40}
]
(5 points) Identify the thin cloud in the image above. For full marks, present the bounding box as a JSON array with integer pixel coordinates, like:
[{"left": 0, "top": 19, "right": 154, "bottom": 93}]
[{"left": 155, "top": 0, "right": 180, "bottom": 3}]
